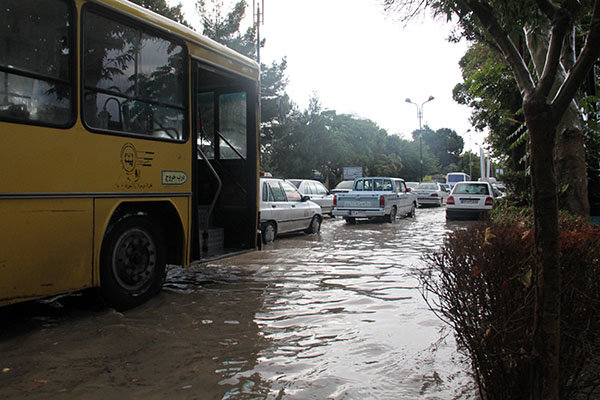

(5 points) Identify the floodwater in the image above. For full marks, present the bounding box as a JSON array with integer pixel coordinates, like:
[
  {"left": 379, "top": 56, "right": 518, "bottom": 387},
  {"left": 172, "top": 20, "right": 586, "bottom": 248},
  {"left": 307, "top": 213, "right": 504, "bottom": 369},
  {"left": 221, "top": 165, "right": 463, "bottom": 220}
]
[{"left": 0, "top": 207, "right": 478, "bottom": 399}]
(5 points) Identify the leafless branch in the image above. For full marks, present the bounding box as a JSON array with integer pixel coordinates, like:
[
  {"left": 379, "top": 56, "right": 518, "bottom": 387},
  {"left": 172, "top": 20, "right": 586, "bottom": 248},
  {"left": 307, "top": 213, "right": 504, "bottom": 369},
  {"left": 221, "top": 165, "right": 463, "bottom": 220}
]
[
  {"left": 552, "top": 0, "right": 600, "bottom": 119},
  {"left": 465, "top": 0, "right": 536, "bottom": 96},
  {"left": 537, "top": 8, "right": 571, "bottom": 97}
]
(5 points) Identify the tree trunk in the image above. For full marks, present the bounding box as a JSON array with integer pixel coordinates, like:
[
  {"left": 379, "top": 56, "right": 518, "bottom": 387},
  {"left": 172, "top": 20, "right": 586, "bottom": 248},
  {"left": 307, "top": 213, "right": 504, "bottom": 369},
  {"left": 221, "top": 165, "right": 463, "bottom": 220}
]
[
  {"left": 524, "top": 96, "right": 561, "bottom": 400},
  {"left": 525, "top": 26, "right": 590, "bottom": 217}
]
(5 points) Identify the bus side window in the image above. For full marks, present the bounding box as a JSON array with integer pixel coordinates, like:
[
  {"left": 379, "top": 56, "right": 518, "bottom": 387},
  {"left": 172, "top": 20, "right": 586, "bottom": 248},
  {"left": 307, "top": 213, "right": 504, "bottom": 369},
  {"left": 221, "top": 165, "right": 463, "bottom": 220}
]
[
  {"left": 0, "top": 0, "right": 74, "bottom": 126},
  {"left": 218, "top": 92, "right": 247, "bottom": 159},
  {"left": 82, "top": 9, "right": 186, "bottom": 141}
]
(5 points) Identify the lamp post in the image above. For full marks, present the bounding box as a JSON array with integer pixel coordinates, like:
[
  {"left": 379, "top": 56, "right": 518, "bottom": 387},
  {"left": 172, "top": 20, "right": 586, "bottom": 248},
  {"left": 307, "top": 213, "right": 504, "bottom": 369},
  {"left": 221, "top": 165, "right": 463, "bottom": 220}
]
[
  {"left": 405, "top": 96, "right": 434, "bottom": 182},
  {"left": 466, "top": 128, "right": 472, "bottom": 178}
]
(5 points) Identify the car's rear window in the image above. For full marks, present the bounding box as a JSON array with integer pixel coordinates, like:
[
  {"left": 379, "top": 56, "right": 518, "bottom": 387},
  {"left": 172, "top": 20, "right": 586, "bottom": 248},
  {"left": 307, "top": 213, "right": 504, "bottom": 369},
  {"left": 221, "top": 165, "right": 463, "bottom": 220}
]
[
  {"left": 335, "top": 181, "right": 354, "bottom": 190},
  {"left": 454, "top": 183, "right": 489, "bottom": 195},
  {"left": 354, "top": 179, "right": 392, "bottom": 191},
  {"left": 417, "top": 183, "right": 438, "bottom": 190}
]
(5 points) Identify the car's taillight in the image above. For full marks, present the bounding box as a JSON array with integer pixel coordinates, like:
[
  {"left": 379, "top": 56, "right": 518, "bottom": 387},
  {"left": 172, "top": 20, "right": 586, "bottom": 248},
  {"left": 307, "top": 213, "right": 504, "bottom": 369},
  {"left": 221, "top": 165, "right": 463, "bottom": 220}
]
[
  {"left": 333, "top": 195, "right": 337, "bottom": 206},
  {"left": 485, "top": 197, "right": 494, "bottom": 206},
  {"left": 447, "top": 196, "right": 455, "bottom": 205},
  {"left": 379, "top": 195, "right": 385, "bottom": 208}
]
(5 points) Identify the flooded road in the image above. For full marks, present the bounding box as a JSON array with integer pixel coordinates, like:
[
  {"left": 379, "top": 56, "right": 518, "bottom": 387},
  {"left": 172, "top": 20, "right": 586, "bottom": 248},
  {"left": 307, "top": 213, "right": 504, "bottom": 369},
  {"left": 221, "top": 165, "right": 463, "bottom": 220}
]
[{"left": 0, "top": 207, "right": 477, "bottom": 399}]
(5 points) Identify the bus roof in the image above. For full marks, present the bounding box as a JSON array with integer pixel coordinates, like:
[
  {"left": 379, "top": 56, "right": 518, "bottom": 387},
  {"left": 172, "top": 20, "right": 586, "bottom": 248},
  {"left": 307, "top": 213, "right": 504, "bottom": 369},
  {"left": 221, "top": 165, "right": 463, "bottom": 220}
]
[{"left": 97, "top": 0, "right": 260, "bottom": 80}]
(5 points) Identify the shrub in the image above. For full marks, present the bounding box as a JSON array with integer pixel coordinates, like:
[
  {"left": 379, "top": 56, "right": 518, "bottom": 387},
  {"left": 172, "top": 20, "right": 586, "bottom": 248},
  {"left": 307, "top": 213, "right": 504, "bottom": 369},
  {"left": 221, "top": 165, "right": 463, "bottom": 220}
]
[{"left": 420, "top": 217, "right": 600, "bottom": 399}]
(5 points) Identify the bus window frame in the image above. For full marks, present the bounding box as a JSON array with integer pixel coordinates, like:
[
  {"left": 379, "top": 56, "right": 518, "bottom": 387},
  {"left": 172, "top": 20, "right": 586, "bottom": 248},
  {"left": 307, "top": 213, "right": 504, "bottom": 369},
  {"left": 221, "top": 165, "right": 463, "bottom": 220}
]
[
  {"left": 0, "top": 0, "right": 77, "bottom": 129},
  {"left": 80, "top": 3, "right": 190, "bottom": 144}
]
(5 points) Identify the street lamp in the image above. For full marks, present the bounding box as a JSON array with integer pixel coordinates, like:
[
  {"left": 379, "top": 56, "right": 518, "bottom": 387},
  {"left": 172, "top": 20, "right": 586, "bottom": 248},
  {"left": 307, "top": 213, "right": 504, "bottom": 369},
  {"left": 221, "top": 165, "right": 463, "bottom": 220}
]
[{"left": 405, "top": 96, "right": 434, "bottom": 182}]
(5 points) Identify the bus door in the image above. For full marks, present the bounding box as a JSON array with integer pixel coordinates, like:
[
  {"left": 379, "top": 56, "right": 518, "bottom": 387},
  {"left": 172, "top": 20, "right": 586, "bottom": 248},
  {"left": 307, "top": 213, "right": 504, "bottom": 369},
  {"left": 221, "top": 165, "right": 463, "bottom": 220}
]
[{"left": 191, "top": 61, "right": 258, "bottom": 260}]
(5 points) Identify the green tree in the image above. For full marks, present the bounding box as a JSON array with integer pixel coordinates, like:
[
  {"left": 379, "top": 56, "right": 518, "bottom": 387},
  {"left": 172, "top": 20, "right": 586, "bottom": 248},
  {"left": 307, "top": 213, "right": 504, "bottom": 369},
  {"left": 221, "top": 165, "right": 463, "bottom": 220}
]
[
  {"left": 384, "top": 1, "right": 600, "bottom": 398},
  {"left": 453, "top": 43, "right": 527, "bottom": 173},
  {"left": 127, "top": 0, "right": 189, "bottom": 26},
  {"left": 196, "top": 0, "right": 258, "bottom": 57},
  {"left": 413, "top": 126, "right": 464, "bottom": 171}
]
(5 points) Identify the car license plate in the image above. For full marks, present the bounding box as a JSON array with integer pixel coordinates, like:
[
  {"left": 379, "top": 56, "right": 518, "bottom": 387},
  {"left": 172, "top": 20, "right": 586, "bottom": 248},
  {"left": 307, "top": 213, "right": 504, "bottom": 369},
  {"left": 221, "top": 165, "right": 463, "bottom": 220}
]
[{"left": 461, "top": 198, "right": 479, "bottom": 204}]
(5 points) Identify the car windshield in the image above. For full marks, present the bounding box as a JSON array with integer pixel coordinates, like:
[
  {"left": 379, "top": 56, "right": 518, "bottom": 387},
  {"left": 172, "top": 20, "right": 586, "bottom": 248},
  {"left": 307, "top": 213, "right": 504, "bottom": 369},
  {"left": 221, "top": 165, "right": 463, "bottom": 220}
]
[
  {"left": 454, "top": 183, "right": 489, "bottom": 195},
  {"left": 417, "top": 183, "right": 438, "bottom": 190}
]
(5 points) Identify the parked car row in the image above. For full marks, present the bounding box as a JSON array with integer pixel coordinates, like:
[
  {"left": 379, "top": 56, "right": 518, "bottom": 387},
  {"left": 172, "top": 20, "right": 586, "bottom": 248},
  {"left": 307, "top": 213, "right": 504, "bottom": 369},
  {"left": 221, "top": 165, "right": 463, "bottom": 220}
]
[{"left": 259, "top": 177, "right": 501, "bottom": 244}]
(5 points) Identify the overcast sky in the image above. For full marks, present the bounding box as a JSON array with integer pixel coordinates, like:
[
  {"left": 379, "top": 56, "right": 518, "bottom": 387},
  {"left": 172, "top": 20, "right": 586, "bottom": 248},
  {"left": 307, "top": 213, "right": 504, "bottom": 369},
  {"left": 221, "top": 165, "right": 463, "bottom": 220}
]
[{"left": 178, "top": 0, "right": 485, "bottom": 152}]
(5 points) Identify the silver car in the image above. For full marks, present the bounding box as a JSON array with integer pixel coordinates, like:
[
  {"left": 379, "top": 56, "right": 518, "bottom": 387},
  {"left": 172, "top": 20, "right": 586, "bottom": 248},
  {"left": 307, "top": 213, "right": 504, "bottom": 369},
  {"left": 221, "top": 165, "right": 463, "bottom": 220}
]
[
  {"left": 330, "top": 180, "right": 354, "bottom": 194},
  {"left": 413, "top": 182, "right": 448, "bottom": 207},
  {"left": 260, "top": 178, "right": 323, "bottom": 243},
  {"left": 288, "top": 179, "right": 335, "bottom": 216}
]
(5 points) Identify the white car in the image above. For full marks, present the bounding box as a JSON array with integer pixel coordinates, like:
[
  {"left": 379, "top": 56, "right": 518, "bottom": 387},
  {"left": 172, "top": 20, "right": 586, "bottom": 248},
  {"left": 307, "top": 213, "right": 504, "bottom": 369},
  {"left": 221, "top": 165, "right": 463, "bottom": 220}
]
[
  {"left": 446, "top": 181, "right": 495, "bottom": 220},
  {"left": 288, "top": 179, "right": 335, "bottom": 216},
  {"left": 413, "top": 182, "right": 448, "bottom": 207},
  {"left": 259, "top": 178, "right": 323, "bottom": 243}
]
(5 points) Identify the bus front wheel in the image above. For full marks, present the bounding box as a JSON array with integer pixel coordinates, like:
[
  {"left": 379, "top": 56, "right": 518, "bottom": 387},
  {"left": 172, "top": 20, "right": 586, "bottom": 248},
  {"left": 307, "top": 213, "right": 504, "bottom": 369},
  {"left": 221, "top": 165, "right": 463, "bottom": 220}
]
[{"left": 99, "top": 216, "right": 166, "bottom": 310}]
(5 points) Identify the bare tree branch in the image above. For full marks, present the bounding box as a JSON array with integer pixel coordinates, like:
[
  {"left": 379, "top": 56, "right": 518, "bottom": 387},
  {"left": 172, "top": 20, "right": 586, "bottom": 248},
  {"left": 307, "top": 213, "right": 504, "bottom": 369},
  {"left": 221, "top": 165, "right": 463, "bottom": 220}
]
[
  {"left": 552, "top": 0, "right": 600, "bottom": 119},
  {"left": 537, "top": 8, "right": 571, "bottom": 97},
  {"left": 465, "top": 0, "right": 536, "bottom": 96}
]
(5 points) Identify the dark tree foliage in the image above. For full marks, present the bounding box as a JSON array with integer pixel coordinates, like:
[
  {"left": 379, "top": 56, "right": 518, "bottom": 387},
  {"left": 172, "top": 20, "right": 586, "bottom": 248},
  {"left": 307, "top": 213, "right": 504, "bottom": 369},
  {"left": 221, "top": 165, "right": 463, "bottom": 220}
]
[
  {"left": 453, "top": 43, "right": 526, "bottom": 172},
  {"left": 412, "top": 126, "right": 464, "bottom": 171},
  {"left": 127, "top": 0, "right": 189, "bottom": 26},
  {"left": 196, "top": 0, "right": 258, "bottom": 58}
]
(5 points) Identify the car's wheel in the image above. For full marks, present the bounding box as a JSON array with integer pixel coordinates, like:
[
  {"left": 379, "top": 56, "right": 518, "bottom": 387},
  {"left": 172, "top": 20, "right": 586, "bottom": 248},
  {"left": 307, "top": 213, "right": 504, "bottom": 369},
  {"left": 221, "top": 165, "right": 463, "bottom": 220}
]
[
  {"left": 408, "top": 203, "right": 416, "bottom": 218},
  {"left": 386, "top": 206, "right": 397, "bottom": 223},
  {"left": 305, "top": 215, "right": 322, "bottom": 234},
  {"left": 344, "top": 217, "right": 356, "bottom": 225},
  {"left": 262, "top": 222, "right": 276, "bottom": 244},
  {"left": 99, "top": 216, "right": 166, "bottom": 310}
]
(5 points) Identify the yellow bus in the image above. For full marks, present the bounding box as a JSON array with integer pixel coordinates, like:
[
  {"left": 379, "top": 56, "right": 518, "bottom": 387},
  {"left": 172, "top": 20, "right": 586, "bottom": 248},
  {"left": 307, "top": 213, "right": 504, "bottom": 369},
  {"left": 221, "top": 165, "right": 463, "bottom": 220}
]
[{"left": 0, "top": 0, "right": 260, "bottom": 309}]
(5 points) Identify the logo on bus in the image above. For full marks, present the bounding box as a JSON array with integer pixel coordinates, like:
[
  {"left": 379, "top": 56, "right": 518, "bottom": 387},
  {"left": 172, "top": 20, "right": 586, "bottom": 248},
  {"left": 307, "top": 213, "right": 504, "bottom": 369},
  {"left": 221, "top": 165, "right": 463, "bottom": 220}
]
[
  {"left": 119, "top": 143, "right": 154, "bottom": 183},
  {"left": 121, "top": 143, "right": 138, "bottom": 174}
]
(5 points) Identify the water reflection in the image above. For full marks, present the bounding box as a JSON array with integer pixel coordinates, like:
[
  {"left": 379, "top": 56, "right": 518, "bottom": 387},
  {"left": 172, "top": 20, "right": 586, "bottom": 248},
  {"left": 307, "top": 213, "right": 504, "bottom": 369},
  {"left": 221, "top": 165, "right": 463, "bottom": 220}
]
[{"left": 206, "top": 207, "right": 477, "bottom": 399}]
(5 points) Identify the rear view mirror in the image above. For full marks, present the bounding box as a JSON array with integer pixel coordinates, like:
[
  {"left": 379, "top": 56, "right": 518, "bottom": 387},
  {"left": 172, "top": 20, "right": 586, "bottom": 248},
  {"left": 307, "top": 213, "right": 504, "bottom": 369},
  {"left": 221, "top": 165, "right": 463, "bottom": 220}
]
[{"left": 302, "top": 195, "right": 311, "bottom": 202}]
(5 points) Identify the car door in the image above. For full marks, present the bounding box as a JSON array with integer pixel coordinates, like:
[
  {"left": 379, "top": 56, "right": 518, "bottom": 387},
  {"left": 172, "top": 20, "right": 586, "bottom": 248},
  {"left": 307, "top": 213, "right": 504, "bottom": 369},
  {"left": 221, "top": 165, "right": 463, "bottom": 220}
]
[
  {"left": 263, "top": 180, "right": 294, "bottom": 234},
  {"left": 280, "top": 180, "right": 312, "bottom": 231},
  {"left": 314, "top": 181, "right": 333, "bottom": 214},
  {"left": 395, "top": 180, "right": 411, "bottom": 213}
]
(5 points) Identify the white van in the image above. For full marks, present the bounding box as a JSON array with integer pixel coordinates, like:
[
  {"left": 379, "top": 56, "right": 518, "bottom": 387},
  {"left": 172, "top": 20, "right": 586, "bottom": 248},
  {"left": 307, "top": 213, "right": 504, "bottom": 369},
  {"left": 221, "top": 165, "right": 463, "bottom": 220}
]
[
  {"left": 259, "top": 178, "right": 323, "bottom": 243},
  {"left": 446, "top": 172, "right": 471, "bottom": 189}
]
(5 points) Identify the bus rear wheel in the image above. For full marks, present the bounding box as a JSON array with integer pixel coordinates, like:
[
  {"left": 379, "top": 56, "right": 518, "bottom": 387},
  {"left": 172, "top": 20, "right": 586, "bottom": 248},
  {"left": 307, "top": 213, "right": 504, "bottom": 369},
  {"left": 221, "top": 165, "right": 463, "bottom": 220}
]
[{"left": 99, "top": 216, "right": 166, "bottom": 310}]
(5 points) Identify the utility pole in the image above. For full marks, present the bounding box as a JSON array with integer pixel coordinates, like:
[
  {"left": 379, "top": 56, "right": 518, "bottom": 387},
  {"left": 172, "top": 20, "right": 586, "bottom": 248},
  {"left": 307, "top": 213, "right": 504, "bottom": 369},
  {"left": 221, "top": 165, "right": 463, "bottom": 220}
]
[
  {"left": 253, "top": 0, "right": 264, "bottom": 162},
  {"left": 405, "top": 96, "right": 434, "bottom": 182},
  {"left": 253, "top": 0, "right": 264, "bottom": 65}
]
